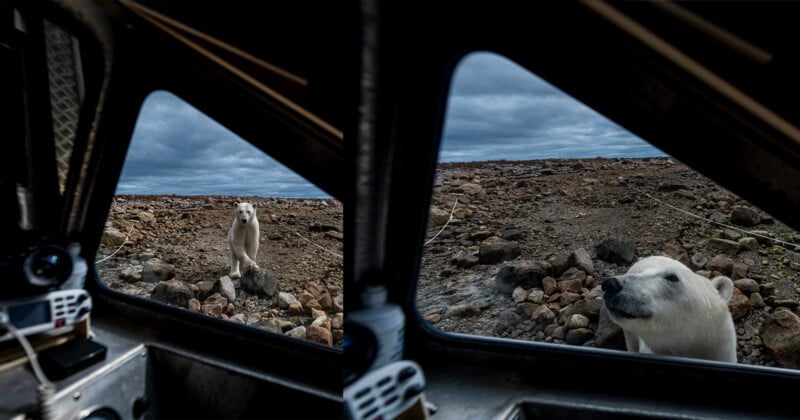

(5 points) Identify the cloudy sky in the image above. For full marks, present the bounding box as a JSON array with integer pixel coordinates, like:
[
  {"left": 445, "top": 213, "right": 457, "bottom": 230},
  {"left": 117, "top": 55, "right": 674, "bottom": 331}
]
[
  {"left": 116, "top": 51, "right": 665, "bottom": 198},
  {"left": 116, "top": 90, "right": 329, "bottom": 198},
  {"left": 438, "top": 51, "right": 665, "bottom": 162}
]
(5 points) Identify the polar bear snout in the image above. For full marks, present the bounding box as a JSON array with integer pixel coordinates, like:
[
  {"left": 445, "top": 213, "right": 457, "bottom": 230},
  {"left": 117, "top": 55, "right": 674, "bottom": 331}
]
[{"left": 602, "top": 277, "right": 623, "bottom": 297}]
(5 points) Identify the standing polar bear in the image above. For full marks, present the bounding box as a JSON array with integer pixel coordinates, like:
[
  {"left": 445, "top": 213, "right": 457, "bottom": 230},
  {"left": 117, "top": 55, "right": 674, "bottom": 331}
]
[
  {"left": 601, "top": 255, "right": 737, "bottom": 363},
  {"left": 228, "top": 202, "right": 260, "bottom": 279}
]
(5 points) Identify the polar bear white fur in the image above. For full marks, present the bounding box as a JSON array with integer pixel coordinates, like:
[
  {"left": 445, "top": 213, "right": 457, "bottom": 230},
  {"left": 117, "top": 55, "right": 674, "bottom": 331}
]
[
  {"left": 228, "top": 202, "right": 260, "bottom": 279},
  {"left": 601, "top": 255, "right": 736, "bottom": 363}
]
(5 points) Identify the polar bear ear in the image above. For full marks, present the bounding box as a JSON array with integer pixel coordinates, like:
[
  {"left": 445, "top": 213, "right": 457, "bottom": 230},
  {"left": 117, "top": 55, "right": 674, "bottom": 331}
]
[
  {"left": 711, "top": 276, "right": 734, "bottom": 302},
  {"left": 233, "top": 201, "right": 240, "bottom": 207}
]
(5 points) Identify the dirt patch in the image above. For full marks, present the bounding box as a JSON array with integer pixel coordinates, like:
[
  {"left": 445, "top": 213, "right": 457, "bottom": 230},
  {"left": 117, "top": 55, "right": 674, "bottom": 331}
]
[
  {"left": 417, "top": 157, "right": 800, "bottom": 367},
  {"left": 96, "top": 195, "right": 344, "bottom": 349}
]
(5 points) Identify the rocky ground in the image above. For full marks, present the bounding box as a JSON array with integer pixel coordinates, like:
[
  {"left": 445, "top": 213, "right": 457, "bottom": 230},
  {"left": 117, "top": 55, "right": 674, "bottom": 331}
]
[
  {"left": 417, "top": 157, "right": 800, "bottom": 369},
  {"left": 96, "top": 195, "right": 344, "bottom": 349}
]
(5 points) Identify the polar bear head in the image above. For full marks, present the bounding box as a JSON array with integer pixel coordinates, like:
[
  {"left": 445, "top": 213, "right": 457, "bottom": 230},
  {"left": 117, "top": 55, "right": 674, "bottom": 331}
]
[
  {"left": 233, "top": 202, "right": 256, "bottom": 224},
  {"left": 601, "top": 255, "right": 736, "bottom": 361}
]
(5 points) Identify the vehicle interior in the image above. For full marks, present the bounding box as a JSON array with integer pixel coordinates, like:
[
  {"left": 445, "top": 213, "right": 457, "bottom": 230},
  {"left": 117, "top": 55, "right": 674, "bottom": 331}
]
[
  {"left": 349, "top": 1, "right": 800, "bottom": 419},
  {"left": 4, "top": 0, "right": 800, "bottom": 419},
  {"left": 1, "top": 0, "right": 346, "bottom": 418}
]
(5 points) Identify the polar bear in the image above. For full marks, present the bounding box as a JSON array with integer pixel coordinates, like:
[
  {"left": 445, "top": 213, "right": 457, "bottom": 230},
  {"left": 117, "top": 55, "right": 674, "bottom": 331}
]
[
  {"left": 601, "top": 255, "right": 736, "bottom": 363},
  {"left": 228, "top": 202, "right": 260, "bottom": 279}
]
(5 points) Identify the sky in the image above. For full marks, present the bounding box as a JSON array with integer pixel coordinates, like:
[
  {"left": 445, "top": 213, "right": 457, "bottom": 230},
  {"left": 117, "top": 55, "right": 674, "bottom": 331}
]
[{"left": 116, "top": 51, "right": 665, "bottom": 198}]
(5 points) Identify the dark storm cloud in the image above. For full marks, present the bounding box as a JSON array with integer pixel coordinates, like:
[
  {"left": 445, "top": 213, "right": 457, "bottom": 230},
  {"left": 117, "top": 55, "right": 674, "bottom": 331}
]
[
  {"left": 438, "top": 51, "right": 666, "bottom": 162},
  {"left": 115, "top": 91, "right": 328, "bottom": 198}
]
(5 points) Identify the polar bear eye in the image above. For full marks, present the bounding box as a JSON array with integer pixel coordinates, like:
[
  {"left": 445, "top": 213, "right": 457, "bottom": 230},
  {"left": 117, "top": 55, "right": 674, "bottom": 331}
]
[{"left": 664, "top": 273, "right": 680, "bottom": 283}]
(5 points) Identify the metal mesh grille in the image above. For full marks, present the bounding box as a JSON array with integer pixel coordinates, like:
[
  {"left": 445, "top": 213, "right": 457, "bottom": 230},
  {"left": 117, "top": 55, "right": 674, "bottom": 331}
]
[{"left": 44, "top": 19, "right": 82, "bottom": 196}]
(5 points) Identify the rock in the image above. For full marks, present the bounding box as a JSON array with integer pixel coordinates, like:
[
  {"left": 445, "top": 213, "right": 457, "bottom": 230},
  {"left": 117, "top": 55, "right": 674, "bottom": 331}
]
[
  {"left": 512, "top": 287, "right": 528, "bottom": 304},
  {"left": 120, "top": 265, "right": 142, "bottom": 283},
  {"left": 286, "top": 326, "right": 307, "bottom": 340},
  {"left": 318, "top": 292, "right": 333, "bottom": 310},
  {"left": 479, "top": 236, "right": 522, "bottom": 264},
  {"left": 527, "top": 289, "right": 545, "bottom": 304},
  {"left": 451, "top": 250, "right": 479, "bottom": 268},
  {"left": 690, "top": 252, "right": 707, "bottom": 269},
  {"left": 141, "top": 258, "right": 175, "bottom": 283},
  {"left": 531, "top": 305, "right": 555, "bottom": 326},
  {"left": 594, "top": 306, "right": 625, "bottom": 350},
  {"left": 138, "top": 211, "right": 155, "bottom": 224},
  {"left": 559, "top": 292, "right": 581, "bottom": 306},
  {"left": 230, "top": 314, "right": 246, "bottom": 324},
  {"left": 728, "top": 288, "right": 750, "bottom": 320},
  {"left": 246, "top": 313, "right": 262, "bottom": 326},
  {"left": 453, "top": 208, "right": 473, "bottom": 220},
  {"left": 307, "top": 325, "right": 333, "bottom": 346},
  {"left": 333, "top": 294, "right": 344, "bottom": 312},
  {"left": 569, "top": 248, "right": 594, "bottom": 274},
  {"left": 311, "top": 308, "right": 327, "bottom": 320},
  {"left": 732, "top": 262, "right": 750, "bottom": 280},
  {"left": 502, "top": 229, "right": 524, "bottom": 241},
  {"left": 750, "top": 292, "right": 765, "bottom": 308},
  {"left": 298, "top": 290, "right": 315, "bottom": 306},
  {"left": 196, "top": 280, "right": 216, "bottom": 301},
  {"left": 760, "top": 309, "right": 800, "bottom": 369},
  {"left": 279, "top": 320, "right": 296, "bottom": 332},
  {"left": 516, "top": 302, "right": 538, "bottom": 318},
  {"left": 445, "top": 303, "right": 481, "bottom": 318},
  {"left": 305, "top": 299, "right": 323, "bottom": 313},
  {"left": 102, "top": 228, "right": 128, "bottom": 247},
  {"left": 739, "top": 237, "right": 759, "bottom": 251},
  {"left": 731, "top": 205, "right": 761, "bottom": 227},
  {"left": 188, "top": 298, "right": 201, "bottom": 312},
  {"left": 424, "top": 312, "right": 441, "bottom": 324},
  {"left": 325, "top": 231, "right": 343, "bottom": 241},
  {"left": 542, "top": 276, "right": 558, "bottom": 296},
  {"left": 278, "top": 292, "right": 299, "bottom": 309},
  {"left": 595, "top": 237, "right": 637, "bottom": 265},
  {"left": 708, "top": 239, "right": 740, "bottom": 254},
  {"left": 311, "top": 316, "right": 331, "bottom": 331},
  {"left": 150, "top": 279, "right": 194, "bottom": 307},
  {"left": 494, "top": 261, "right": 551, "bottom": 295},
  {"left": 240, "top": 266, "right": 277, "bottom": 297},
  {"left": 331, "top": 313, "right": 344, "bottom": 330},
  {"left": 722, "top": 229, "right": 742, "bottom": 241},
  {"left": 429, "top": 207, "right": 450, "bottom": 226},
  {"left": 547, "top": 254, "right": 571, "bottom": 277},
  {"left": 201, "top": 293, "right": 228, "bottom": 317},
  {"left": 558, "top": 278, "right": 583, "bottom": 294},
  {"left": 662, "top": 243, "right": 690, "bottom": 266},
  {"left": 257, "top": 318, "right": 282, "bottom": 334},
  {"left": 456, "top": 182, "right": 483, "bottom": 197},
  {"left": 733, "top": 279, "right": 760, "bottom": 294},
  {"left": 566, "top": 314, "right": 590, "bottom": 330},
  {"left": 706, "top": 255, "right": 734, "bottom": 276},
  {"left": 709, "top": 212, "right": 728, "bottom": 224},
  {"left": 214, "top": 276, "right": 236, "bottom": 303},
  {"left": 288, "top": 301, "right": 304, "bottom": 315},
  {"left": 550, "top": 326, "right": 566, "bottom": 341},
  {"left": 494, "top": 309, "right": 522, "bottom": 334},
  {"left": 306, "top": 281, "right": 322, "bottom": 298},
  {"left": 564, "top": 299, "right": 603, "bottom": 320},
  {"left": 470, "top": 230, "right": 495, "bottom": 241},
  {"left": 565, "top": 328, "right": 594, "bottom": 346},
  {"left": 560, "top": 267, "right": 587, "bottom": 285}
]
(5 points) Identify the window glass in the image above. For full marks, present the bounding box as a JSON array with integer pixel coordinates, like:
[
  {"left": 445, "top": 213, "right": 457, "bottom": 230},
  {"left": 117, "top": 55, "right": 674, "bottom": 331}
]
[
  {"left": 417, "top": 51, "right": 800, "bottom": 368},
  {"left": 96, "top": 91, "right": 343, "bottom": 349}
]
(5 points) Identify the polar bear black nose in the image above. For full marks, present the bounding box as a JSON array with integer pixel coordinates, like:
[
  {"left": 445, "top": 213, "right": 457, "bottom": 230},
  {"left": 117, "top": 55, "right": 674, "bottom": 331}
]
[{"left": 602, "top": 277, "right": 623, "bottom": 296}]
